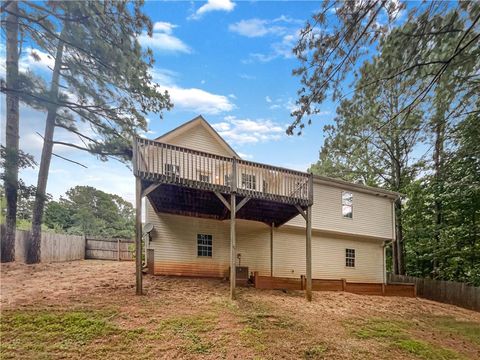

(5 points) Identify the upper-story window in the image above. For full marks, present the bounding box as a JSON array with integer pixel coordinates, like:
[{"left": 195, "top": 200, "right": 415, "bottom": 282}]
[
  {"left": 199, "top": 174, "right": 210, "bottom": 182},
  {"left": 224, "top": 174, "right": 231, "bottom": 186},
  {"left": 241, "top": 173, "right": 256, "bottom": 190},
  {"left": 165, "top": 163, "right": 180, "bottom": 177},
  {"left": 262, "top": 179, "right": 268, "bottom": 193},
  {"left": 342, "top": 191, "right": 353, "bottom": 219}
]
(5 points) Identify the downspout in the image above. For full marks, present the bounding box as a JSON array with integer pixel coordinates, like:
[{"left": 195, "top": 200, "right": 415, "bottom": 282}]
[
  {"left": 383, "top": 240, "right": 392, "bottom": 284},
  {"left": 391, "top": 199, "right": 397, "bottom": 274}
]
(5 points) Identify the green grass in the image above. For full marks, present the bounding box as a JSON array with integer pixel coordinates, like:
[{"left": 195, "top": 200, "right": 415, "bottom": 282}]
[
  {"left": 349, "top": 318, "right": 464, "bottom": 360},
  {"left": 158, "top": 314, "right": 216, "bottom": 354},
  {"left": 0, "top": 309, "right": 154, "bottom": 359},
  {"left": 303, "top": 344, "right": 327, "bottom": 359},
  {"left": 430, "top": 316, "right": 480, "bottom": 346}
]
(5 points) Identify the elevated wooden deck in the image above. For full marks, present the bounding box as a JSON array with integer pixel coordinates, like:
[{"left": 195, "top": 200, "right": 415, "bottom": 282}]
[
  {"left": 132, "top": 135, "right": 314, "bottom": 301},
  {"left": 133, "top": 136, "right": 312, "bottom": 209}
]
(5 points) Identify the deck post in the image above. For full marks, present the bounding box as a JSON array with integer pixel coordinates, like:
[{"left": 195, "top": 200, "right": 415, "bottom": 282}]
[
  {"left": 306, "top": 174, "right": 313, "bottom": 301},
  {"left": 230, "top": 157, "right": 237, "bottom": 300},
  {"left": 135, "top": 176, "right": 143, "bottom": 295},
  {"left": 270, "top": 222, "right": 274, "bottom": 277}
]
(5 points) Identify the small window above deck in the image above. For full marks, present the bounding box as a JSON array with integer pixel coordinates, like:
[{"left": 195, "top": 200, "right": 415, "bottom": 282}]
[
  {"left": 165, "top": 163, "right": 180, "bottom": 178},
  {"left": 342, "top": 191, "right": 353, "bottom": 219},
  {"left": 241, "top": 173, "right": 256, "bottom": 190}
]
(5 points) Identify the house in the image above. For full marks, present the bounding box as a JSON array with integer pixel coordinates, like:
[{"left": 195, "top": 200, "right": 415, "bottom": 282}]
[{"left": 132, "top": 115, "right": 400, "bottom": 300}]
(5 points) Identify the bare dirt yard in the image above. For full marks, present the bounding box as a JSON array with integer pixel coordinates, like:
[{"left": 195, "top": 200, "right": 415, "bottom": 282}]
[{"left": 1, "top": 260, "right": 479, "bottom": 359}]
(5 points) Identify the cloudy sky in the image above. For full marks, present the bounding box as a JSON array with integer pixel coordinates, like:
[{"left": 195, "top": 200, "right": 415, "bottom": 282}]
[{"left": 1, "top": 1, "right": 340, "bottom": 204}]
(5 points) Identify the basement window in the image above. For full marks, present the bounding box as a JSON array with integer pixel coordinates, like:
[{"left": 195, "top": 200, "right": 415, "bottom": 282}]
[
  {"left": 346, "top": 248, "right": 355, "bottom": 267},
  {"left": 342, "top": 191, "right": 353, "bottom": 218},
  {"left": 241, "top": 173, "right": 256, "bottom": 190},
  {"left": 197, "top": 234, "right": 212, "bottom": 257}
]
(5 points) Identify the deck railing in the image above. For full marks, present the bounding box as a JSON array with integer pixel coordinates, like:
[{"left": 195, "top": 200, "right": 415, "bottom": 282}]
[{"left": 133, "top": 136, "right": 311, "bottom": 205}]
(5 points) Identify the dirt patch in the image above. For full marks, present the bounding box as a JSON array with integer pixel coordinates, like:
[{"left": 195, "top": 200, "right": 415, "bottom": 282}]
[{"left": 1, "top": 260, "right": 479, "bottom": 359}]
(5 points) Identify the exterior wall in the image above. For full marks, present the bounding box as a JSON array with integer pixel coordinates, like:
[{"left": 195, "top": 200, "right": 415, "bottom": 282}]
[
  {"left": 286, "top": 181, "right": 393, "bottom": 240},
  {"left": 146, "top": 202, "right": 385, "bottom": 283},
  {"left": 164, "top": 123, "right": 233, "bottom": 157}
]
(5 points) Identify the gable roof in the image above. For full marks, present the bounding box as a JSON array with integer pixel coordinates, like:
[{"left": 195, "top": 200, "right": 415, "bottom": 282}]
[{"left": 155, "top": 115, "right": 239, "bottom": 158}]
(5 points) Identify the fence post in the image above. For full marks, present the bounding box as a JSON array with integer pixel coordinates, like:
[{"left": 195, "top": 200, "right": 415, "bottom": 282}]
[
  {"left": 342, "top": 278, "right": 347, "bottom": 292},
  {"left": 117, "top": 239, "right": 120, "bottom": 261}
]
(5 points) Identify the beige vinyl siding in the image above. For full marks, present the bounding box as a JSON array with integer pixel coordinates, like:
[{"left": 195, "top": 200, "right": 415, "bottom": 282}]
[
  {"left": 273, "top": 227, "right": 384, "bottom": 282},
  {"left": 286, "top": 182, "right": 393, "bottom": 240},
  {"left": 147, "top": 201, "right": 385, "bottom": 283},
  {"left": 165, "top": 123, "right": 232, "bottom": 157}
]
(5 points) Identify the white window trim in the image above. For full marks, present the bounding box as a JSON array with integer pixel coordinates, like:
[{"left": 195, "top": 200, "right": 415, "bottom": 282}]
[
  {"left": 345, "top": 248, "right": 356, "bottom": 268},
  {"left": 197, "top": 234, "right": 212, "bottom": 258}
]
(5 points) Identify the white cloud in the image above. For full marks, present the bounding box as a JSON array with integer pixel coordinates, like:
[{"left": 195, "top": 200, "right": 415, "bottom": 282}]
[
  {"left": 237, "top": 152, "right": 253, "bottom": 160},
  {"left": 164, "top": 86, "right": 234, "bottom": 114},
  {"left": 229, "top": 16, "right": 302, "bottom": 38},
  {"left": 189, "top": 0, "right": 236, "bottom": 20},
  {"left": 138, "top": 22, "right": 190, "bottom": 54},
  {"left": 244, "top": 32, "right": 298, "bottom": 63},
  {"left": 18, "top": 47, "right": 55, "bottom": 73},
  {"left": 265, "top": 96, "right": 272, "bottom": 103},
  {"left": 212, "top": 116, "right": 285, "bottom": 144},
  {"left": 150, "top": 68, "right": 235, "bottom": 115},
  {"left": 238, "top": 73, "right": 256, "bottom": 80},
  {"left": 229, "top": 19, "right": 285, "bottom": 38},
  {"left": 153, "top": 21, "right": 177, "bottom": 34}
]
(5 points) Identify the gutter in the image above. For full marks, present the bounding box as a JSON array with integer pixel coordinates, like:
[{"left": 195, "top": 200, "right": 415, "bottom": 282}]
[{"left": 313, "top": 175, "right": 403, "bottom": 199}]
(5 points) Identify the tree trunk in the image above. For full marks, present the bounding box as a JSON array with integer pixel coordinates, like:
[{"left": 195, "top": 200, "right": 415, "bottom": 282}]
[
  {"left": 2, "top": 1, "right": 20, "bottom": 263},
  {"left": 432, "top": 116, "right": 445, "bottom": 277},
  {"left": 28, "top": 35, "right": 65, "bottom": 264}
]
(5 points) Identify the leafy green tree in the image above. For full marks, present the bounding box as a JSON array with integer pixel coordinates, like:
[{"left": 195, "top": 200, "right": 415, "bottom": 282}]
[
  {"left": 2, "top": 1, "right": 20, "bottom": 262},
  {"left": 44, "top": 186, "right": 135, "bottom": 238},
  {"left": 290, "top": 0, "right": 479, "bottom": 134},
  {"left": 2, "top": 1, "right": 172, "bottom": 262}
]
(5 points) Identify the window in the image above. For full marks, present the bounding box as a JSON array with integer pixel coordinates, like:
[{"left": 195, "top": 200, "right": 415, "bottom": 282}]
[
  {"left": 164, "top": 163, "right": 179, "bottom": 177},
  {"left": 241, "top": 173, "right": 256, "bottom": 190},
  {"left": 224, "top": 174, "right": 231, "bottom": 186},
  {"left": 342, "top": 191, "right": 353, "bottom": 218},
  {"left": 346, "top": 248, "right": 355, "bottom": 267},
  {"left": 199, "top": 174, "right": 210, "bottom": 182},
  {"left": 197, "top": 234, "right": 212, "bottom": 257},
  {"left": 262, "top": 179, "right": 268, "bottom": 193}
]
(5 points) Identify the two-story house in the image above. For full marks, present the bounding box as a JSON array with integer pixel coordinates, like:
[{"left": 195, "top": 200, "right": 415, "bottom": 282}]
[{"left": 132, "top": 115, "right": 400, "bottom": 300}]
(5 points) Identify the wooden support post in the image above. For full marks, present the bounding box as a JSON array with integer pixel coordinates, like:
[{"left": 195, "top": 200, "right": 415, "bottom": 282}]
[
  {"left": 230, "top": 193, "right": 236, "bottom": 300},
  {"left": 306, "top": 205, "right": 312, "bottom": 301},
  {"left": 230, "top": 157, "right": 237, "bottom": 300},
  {"left": 305, "top": 174, "right": 313, "bottom": 301},
  {"left": 270, "top": 222, "right": 274, "bottom": 277},
  {"left": 135, "top": 177, "right": 143, "bottom": 295}
]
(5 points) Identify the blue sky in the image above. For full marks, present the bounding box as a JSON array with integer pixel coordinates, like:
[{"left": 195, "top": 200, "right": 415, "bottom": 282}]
[{"left": 2, "top": 1, "right": 344, "bottom": 204}]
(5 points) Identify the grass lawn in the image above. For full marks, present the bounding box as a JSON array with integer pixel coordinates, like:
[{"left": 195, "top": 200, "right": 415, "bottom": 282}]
[{"left": 1, "top": 261, "right": 479, "bottom": 359}]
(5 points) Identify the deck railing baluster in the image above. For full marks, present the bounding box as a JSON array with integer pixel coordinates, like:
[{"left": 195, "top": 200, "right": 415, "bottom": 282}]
[{"left": 133, "top": 136, "right": 310, "bottom": 204}]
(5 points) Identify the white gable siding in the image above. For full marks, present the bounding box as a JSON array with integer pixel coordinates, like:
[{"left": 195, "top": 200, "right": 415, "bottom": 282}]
[
  {"left": 165, "top": 123, "right": 233, "bottom": 157},
  {"left": 286, "top": 182, "right": 393, "bottom": 240}
]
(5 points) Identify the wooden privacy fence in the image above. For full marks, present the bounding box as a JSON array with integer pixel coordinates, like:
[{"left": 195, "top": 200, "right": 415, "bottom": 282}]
[
  {"left": 85, "top": 237, "right": 134, "bottom": 261},
  {"left": 388, "top": 274, "right": 480, "bottom": 312},
  {"left": 253, "top": 272, "right": 415, "bottom": 297},
  {"left": 0, "top": 225, "right": 85, "bottom": 263}
]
